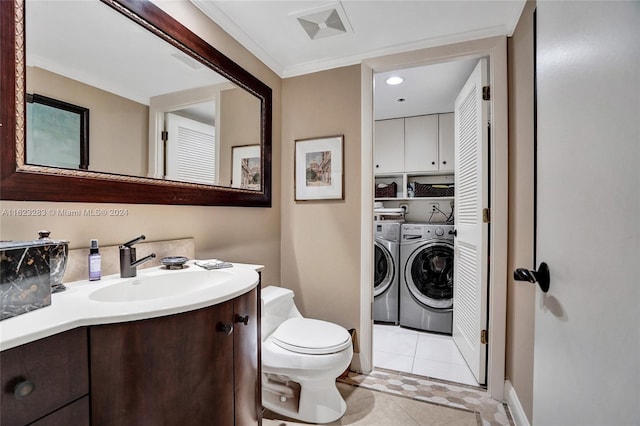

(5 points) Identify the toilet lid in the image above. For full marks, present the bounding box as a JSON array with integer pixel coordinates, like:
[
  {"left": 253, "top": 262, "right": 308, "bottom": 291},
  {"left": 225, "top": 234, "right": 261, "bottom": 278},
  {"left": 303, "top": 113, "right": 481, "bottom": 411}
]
[{"left": 272, "top": 318, "right": 352, "bottom": 355}]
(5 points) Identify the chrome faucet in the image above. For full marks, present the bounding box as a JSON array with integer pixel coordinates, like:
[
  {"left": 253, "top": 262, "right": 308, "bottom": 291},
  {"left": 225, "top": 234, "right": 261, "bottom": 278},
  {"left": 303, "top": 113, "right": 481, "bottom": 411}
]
[{"left": 119, "top": 235, "right": 156, "bottom": 278}]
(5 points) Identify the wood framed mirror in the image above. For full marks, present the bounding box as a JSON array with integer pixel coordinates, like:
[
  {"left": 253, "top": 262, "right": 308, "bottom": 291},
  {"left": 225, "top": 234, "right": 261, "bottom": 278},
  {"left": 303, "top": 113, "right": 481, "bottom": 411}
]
[{"left": 0, "top": 0, "right": 272, "bottom": 207}]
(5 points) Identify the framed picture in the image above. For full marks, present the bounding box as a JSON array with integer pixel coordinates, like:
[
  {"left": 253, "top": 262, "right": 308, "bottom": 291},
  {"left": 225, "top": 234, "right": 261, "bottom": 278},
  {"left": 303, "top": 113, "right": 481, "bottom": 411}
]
[
  {"left": 295, "top": 135, "right": 344, "bottom": 201},
  {"left": 231, "top": 145, "right": 261, "bottom": 190},
  {"left": 26, "top": 93, "right": 89, "bottom": 170}
]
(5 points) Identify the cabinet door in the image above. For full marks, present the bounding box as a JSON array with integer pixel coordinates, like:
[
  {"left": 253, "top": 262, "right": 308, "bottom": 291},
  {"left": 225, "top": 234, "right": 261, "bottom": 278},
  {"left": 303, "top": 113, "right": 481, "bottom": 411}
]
[
  {"left": 90, "top": 302, "right": 235, "bottom": 426},
  {"left": 404, "top": 115, "right": 438, "bottom": 172},
  {"left": 234, "top": 287, "right": 260, "bottom": 425},
  {"left": 0, "top": 328, "right": 89, "bottom": 426},
  {"left": 374, "top": 119, "right": 404, "bottom": 173},
  {"left": 31, "top": 396, "right": 90, "bottom": 426},
  {"left": 438, "top": 113, "right": 455, "bottom": 172}
]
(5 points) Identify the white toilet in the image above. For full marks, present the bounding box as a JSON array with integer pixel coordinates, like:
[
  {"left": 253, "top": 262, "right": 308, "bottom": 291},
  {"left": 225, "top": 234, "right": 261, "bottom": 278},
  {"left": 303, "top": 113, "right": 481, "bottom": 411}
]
[{"left": 261, "top": 286, "right": 353, "bottom": 424}]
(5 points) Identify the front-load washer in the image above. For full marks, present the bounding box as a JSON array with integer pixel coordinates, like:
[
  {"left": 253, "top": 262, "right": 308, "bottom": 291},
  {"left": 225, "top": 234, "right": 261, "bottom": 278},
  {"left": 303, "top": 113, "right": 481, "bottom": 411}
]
[
  {"left": 373, "top": 221, "right": 400, "bottom": 324},
  {"left": 399, "top": 223, "right": 455, "bottom": 334}
]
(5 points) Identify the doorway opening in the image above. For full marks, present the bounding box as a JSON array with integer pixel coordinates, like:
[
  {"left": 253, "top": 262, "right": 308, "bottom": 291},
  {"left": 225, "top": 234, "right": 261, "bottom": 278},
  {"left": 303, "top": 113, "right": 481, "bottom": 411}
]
[
  {"left": 372, "top": 57, "right": 487, "bottom": 388},
  {"left": 360, "top": 36, "right": 508, "bottom": 401}
]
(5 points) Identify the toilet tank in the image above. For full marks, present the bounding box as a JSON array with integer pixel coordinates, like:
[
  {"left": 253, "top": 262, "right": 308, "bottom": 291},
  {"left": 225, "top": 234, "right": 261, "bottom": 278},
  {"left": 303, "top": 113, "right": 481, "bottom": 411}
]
[{"left": 261, "top": 286, "right": 302, "bottom": 340}]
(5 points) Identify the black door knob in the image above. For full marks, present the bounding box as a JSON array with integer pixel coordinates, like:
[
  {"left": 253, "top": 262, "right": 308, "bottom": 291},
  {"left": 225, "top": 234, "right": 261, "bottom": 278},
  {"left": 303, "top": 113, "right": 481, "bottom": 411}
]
[{"left": 514, "top": 262, "right": 550, "bottom": 292}]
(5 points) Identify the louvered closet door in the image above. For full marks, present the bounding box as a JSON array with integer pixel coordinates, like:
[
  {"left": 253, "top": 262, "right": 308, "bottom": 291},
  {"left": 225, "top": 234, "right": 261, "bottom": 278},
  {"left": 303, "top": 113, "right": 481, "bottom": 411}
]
[
  {"left": 165, "top": 113, "right": 216, "bottom": 185},
  {"left": 452, "top": 58, "right": 488, "bottom": 385}
]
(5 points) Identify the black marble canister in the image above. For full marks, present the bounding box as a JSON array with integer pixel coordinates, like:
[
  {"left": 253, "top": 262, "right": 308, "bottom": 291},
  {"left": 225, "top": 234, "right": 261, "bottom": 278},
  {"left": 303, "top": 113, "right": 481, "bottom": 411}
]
[{"left": 0, "top": 242, "right": 53, "bottom": 320}]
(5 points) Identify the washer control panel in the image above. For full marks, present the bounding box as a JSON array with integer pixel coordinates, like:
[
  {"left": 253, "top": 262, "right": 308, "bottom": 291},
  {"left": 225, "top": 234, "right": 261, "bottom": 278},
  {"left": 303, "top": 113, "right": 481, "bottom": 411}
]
[{"left": 401, "top": 223, "right": 455, "bottom": 241}]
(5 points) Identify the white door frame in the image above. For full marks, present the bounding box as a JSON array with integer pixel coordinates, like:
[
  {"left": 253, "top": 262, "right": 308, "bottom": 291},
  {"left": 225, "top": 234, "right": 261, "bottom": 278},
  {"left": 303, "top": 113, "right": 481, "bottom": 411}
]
[{"left": 359, "top": 36, "right": 508, "bottom": 401}]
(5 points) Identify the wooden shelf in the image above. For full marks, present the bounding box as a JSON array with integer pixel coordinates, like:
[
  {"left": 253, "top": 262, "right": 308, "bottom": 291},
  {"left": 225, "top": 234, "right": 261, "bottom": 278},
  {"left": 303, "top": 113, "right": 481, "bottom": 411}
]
[{"left": 375, "top": 172, "right": 454, "bottom": 200}]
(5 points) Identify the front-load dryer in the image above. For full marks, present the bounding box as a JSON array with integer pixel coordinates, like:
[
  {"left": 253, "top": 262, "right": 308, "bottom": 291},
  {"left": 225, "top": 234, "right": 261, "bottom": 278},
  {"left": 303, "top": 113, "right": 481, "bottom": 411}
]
[
  {"left": 373, "top": 221, "right": 400, "bottom": 324},
  {"left": 399, "top": 223, "right": 455, "bottom": 334}
]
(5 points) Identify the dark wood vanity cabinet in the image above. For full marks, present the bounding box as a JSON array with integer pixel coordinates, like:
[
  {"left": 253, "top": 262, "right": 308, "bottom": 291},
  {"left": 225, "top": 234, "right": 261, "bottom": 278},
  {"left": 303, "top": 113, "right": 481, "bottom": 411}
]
[
  {"left": 0, "top": 286, "right": 260, "bottom": 426},
  {"left": 233, "top": 286, "right": 261, "bottom": 425},
  {"left": 89, "top": 287, "right": 261, "bottom": 425},
  {"left": 0, "top": 327, "right": 90, "bottom": 426}
]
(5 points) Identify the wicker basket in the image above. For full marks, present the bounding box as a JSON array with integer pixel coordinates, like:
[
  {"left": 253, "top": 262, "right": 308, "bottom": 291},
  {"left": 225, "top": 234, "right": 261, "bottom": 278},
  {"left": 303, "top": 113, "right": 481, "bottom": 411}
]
[
  {"left": 413, "top": 182, "right": 454, "bottom": 197},
  {"left": 375, "top": 182, "right": 397, "bottom": 198}
]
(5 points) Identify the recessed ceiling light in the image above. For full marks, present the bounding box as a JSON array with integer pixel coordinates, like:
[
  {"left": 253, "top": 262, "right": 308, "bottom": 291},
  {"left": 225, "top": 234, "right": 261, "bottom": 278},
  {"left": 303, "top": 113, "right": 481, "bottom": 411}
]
[{"left": 386, "top": 76, "right": 404, "bottom": 86}]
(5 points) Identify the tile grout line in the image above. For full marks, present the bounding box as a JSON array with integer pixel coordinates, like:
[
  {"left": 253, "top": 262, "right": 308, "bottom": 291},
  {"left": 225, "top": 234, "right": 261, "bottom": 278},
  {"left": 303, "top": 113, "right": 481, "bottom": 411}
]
[{"left": 410, "top": 332, "right": 419, "bottom": 373}]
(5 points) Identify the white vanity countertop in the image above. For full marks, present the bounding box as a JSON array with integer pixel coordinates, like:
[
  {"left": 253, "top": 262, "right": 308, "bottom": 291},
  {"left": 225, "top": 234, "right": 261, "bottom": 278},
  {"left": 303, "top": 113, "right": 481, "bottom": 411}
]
[{"left": 0, "top": 261, "right": 263, "bottom": 351}]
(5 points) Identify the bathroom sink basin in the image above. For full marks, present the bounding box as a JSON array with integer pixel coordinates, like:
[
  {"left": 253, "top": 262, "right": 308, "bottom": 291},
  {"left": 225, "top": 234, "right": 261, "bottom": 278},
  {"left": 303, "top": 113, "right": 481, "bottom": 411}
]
[{"left": 89, "top": 269, "right": 232, "bottom": 303}]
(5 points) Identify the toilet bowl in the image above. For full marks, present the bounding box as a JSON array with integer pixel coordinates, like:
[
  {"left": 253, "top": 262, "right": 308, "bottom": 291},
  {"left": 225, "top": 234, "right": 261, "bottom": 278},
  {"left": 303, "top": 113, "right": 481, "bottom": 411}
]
[{"left": 261, "top": 286, "right": 353, "bottom": 424}]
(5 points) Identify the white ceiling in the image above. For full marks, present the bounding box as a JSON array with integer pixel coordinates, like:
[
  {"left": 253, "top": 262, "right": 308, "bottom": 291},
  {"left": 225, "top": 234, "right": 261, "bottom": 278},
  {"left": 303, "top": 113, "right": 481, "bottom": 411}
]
[
  {"left": 374, "top": 58, "right": 480, "bottom": 120},
  {"left": 25, "top": 0, "right": 525, "bottom": 120},
  {"left": 191, "top": 0, "right": 526, "bottom": 118},
  {"left": 191, "top": 0, "right": 526, "bottom": 78}
]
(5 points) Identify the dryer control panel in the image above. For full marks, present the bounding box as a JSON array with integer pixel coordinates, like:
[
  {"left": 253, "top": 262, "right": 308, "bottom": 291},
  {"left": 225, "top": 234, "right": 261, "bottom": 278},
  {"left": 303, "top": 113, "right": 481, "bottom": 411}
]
[{"left": 374, "top": 222, "right": 401, "bottom": 242}]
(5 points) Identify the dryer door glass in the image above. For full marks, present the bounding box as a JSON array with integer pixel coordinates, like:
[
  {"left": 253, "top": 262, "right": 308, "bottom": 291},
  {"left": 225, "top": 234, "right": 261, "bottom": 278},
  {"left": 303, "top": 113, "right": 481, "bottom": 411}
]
[
  {"left": 374, "top": 242, "right": 394, "bottom": 296},
  {"left": 407, "top": 243, "right": 454, "bottom": 309}
]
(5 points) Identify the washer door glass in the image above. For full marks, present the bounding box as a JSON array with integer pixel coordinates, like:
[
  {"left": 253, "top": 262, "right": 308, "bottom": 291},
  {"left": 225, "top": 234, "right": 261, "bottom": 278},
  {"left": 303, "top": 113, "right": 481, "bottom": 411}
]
[
  {"left": 374, "top": 241, "right": 394, "bottom": 297},
  {"left": 406, "top": 242, "right": 454, "bottom": 309}
]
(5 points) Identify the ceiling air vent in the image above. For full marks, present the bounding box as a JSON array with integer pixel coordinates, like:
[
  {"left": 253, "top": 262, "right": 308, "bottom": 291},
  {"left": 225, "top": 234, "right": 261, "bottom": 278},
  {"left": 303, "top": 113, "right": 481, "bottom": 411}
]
[{"left": 294, "top": 2, "right": 352, "bottom": 40}]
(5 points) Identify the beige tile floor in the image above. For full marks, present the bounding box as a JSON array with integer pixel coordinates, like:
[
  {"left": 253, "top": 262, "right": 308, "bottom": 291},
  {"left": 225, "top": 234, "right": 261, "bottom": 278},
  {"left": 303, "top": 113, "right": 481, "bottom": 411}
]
[{"left": 263, "top": 382, "right": 480, "bottom": 426}]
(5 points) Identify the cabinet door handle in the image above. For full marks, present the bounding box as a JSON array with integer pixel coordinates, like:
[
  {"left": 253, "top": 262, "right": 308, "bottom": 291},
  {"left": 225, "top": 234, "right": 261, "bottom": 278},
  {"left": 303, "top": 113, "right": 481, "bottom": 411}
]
[
  {"left": 442, "top": 161, "right": 447, "bottom": 165},
  {"left": 14, "top": 379, "right": 35, "bottom": 400},
  {"left": 431, "top": 161, "right": 436, "bottom": 165},
  {"left": 235, "top": 315, "right": 249, "bottom": 326},
  {"left": 216, "top": 322, "right": 233, "bottom": 335}
]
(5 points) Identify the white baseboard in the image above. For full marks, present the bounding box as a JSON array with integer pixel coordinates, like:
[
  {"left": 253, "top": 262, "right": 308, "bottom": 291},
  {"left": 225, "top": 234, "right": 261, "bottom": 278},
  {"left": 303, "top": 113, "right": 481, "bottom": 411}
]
[{"left": 504, "top": 380, "right": 530, "bottom": 426}]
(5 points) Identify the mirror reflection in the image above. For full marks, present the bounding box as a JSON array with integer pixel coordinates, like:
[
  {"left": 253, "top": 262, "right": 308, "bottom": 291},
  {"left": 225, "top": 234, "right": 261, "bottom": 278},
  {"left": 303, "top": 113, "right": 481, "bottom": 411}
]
[{"left": 25, "top": 0, "right": 262, "bottom": 190}]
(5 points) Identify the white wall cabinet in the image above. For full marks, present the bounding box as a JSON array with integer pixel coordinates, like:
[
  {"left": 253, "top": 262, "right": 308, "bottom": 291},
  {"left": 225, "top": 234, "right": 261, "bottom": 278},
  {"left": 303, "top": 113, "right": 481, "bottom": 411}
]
[
  {"left": 374, "top": 113, "right": 455, "bottom": 203},
  {"left": 438, "top": 113, "right": 454, "bottom": 173},
  {"left": 374, "top": 113, "right": 454, "bottom": 175},
  {"left": 374, "top": 118, "right": 404, "bottom": 173},
  {"left": 405, "top": 115, "right": 439, "bottom": 172}
]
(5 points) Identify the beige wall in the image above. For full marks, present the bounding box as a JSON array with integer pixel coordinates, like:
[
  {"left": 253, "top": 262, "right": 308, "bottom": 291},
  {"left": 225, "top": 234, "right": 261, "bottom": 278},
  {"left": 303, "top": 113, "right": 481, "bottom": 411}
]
[
  {"left": 2, "top": 1, "right": 282, "bottom": 287},
  {"left": 506, "top": 0, "right": 536, "bottom": 422},
  {"left": 27, "top": 66, "right": 148, "bottom": 176},
  {"left": 280, "top": 66, "right": 362, "bottom": 333}
]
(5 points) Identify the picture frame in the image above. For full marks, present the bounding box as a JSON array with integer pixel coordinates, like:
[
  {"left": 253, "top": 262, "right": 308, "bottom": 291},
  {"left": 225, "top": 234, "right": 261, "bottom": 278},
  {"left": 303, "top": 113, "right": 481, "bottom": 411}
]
[
  {"left": 231, "top": 144, "right": 261, "bottom": 190},
  {"left": 295, "top": 135, "right": 344, "bottom": 201},
  {"left": 26, "top": 93, "right": 89, "bottom": 170}
]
